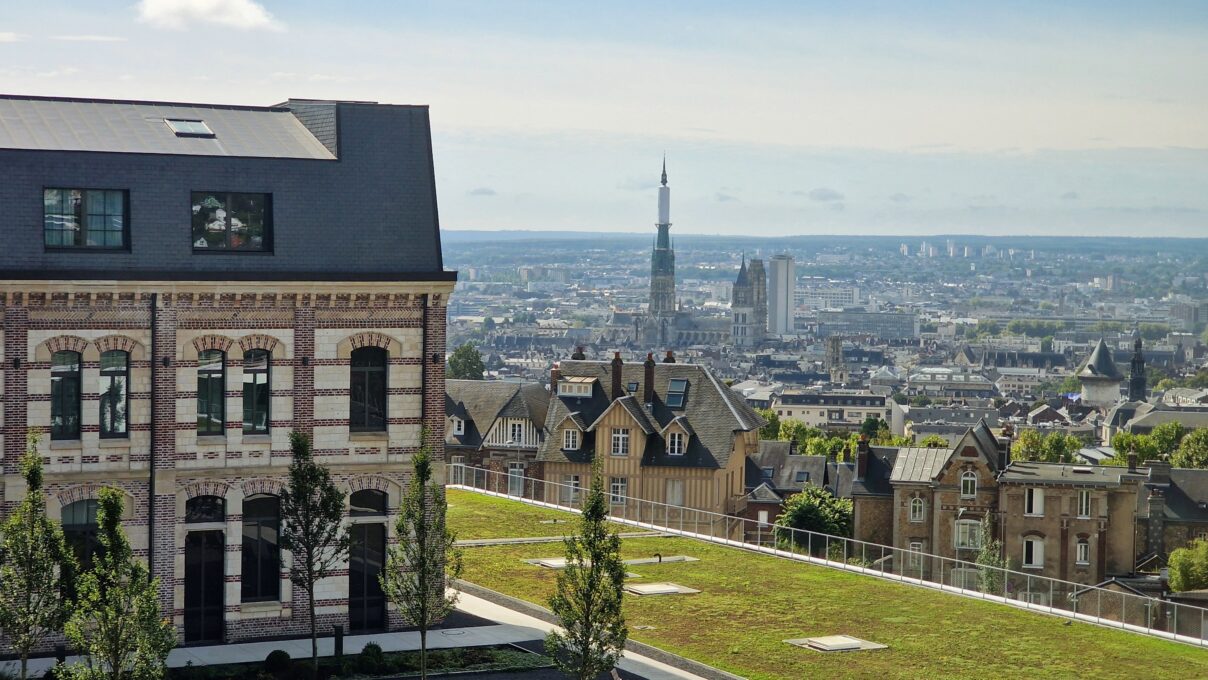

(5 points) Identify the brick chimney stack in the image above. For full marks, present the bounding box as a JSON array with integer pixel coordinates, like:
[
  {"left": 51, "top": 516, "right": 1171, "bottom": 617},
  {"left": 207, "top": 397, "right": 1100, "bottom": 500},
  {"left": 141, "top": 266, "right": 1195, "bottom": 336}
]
[
  {"left": 571, "top": 346, "right": 586, "bottom": 360},
  {"left": 1127, "top": 449, "right": 1138, "bottom": 473},
  {"left": 856, "top": 436, "right": 870, "bottom": 481},
  {"left": 549, "top": 362, "right": 560, "bottom": 395},
  {"left": 643, "top": 352, "right": 656, "bottom": 404},
  {"left": 611, "top": 351, "right": 624, "bottom": 400},
  {"left": 663, "top": 350, "right": 676, "bottom": 364}
]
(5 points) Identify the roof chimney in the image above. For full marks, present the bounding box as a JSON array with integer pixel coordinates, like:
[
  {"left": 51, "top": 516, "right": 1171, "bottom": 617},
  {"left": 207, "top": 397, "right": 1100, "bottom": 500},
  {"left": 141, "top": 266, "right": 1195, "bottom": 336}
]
[
  {"left": 571, "top": 346, "right": 586, "bottom": 360},
  {"left": 856, "top": 445, "right": 869, "bottom": 481},
  {"left": 663, "top": 350, "right": 676, "bottom": 364},
  {"left": 550, "top": 362, "right": 560, "bottom": 395},
  {"left": 1127, "top": 448, "right": 1138, "bottom": 473},
  {"left": 611, "top": 351, "right": 624, "bottom": 400},
  {"left": 643, "top": 352, "right": 656, "bottom": 404}
]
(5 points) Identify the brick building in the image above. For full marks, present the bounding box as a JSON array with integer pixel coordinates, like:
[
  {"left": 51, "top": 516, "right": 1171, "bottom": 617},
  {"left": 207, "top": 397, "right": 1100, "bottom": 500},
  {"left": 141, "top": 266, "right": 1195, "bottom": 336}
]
[{"left": 0, "top": 95, "right": 454, "bottom": 644}]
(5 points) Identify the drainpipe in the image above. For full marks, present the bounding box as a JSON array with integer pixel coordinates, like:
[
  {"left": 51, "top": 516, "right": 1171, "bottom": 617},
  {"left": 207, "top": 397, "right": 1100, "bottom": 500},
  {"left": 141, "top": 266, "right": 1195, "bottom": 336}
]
[
  {"left": 422, "top": 293, "right": 429, "bottom": 444},
  {"left": 148, "top": 292, "right": 157, "bottom": 569}
]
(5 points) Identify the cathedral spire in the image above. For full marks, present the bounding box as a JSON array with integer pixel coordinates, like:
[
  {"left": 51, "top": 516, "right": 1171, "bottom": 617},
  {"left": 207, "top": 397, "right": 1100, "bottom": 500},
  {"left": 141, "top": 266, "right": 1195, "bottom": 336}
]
[{"left": 661, "top": 155, "right": 668, "bottom": 187}]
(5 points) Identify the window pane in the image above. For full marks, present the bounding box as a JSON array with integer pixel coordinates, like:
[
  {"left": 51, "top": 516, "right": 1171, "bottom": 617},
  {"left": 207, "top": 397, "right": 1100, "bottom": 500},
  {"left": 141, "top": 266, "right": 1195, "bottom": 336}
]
[
  {"left": 229, "top": 193, "right": 266, "bottom": 250},
  {"left": 186, "top": 495, "right": 226, "bottom": 523},
  {"left": 351, "top": 490, "right": 387, "bottom": 516},
  {"left": 192, "top": 193, "right": 228, "bottom": 249},
  {"left": 242, "top": 350, "right": 270, "bottom": 434},
  {"left": 242, "top": 495, "right": 280, "bottom": 601},
  {"left": 51, "top": 351, "right": 81, "bottom": 439},
  {"left": 198, "top": 350, "right": 225, "bottom": 435}
]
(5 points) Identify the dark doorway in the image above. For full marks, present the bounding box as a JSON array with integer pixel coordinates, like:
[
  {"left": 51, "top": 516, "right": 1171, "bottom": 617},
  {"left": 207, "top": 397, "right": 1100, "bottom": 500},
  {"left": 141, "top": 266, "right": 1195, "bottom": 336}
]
[
  {"left": 184, "top": 530, "right": 225, "bottom": 643},
  {"left": 349, "top": 523, "right": 386, "bottom": 632}
]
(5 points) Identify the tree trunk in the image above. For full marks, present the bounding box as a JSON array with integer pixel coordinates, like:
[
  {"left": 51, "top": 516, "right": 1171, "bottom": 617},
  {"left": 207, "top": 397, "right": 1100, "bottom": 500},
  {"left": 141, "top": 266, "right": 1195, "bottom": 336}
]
[
  {"left": 420, "top": 628, "right": 427, "bottom": 679},
  {"left": 20, "top": 653, "right": 27, "bottom": 680},
  {"left": 310, "top": 583, "right": 318, "bottom": 679}
]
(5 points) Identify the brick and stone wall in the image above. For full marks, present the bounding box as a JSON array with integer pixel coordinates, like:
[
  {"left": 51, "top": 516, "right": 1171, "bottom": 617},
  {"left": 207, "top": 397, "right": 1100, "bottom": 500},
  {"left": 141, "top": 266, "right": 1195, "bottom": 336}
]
[{"left": 0, "top": 279, "right": 452, "bottom": 646}]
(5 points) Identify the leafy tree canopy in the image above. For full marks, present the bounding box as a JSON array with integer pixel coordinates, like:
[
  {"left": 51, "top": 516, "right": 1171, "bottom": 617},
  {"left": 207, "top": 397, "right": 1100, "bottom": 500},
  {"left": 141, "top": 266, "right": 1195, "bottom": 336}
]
[{"left": 447, "top": 343, "right": 485, "bottom": 380}]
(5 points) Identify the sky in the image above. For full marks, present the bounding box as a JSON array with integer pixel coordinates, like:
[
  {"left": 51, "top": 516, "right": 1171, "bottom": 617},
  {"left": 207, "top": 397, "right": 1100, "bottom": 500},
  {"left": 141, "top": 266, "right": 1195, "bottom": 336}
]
[{"left": 3, "top": 0, "right": 1208, "bottom": 237}]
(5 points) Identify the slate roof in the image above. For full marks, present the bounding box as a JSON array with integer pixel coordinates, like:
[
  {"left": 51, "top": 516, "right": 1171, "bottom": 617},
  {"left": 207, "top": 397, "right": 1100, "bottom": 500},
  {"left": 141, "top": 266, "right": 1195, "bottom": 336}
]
[
  {"left": 537, "top": 359, "right": 764, "bottom": 469},
  {"left": 1159, "top": 469, "right": 1208, "bottom": 522},
  {"left": 998, "top": 461, "right": 1129, "bottom": 487},
  {"left": 1078, "top": 338, "right": 1124, "bottom": 381},
  {"left": 445, "top": 380, "right": 550, "bottom": 450},
  {"left": 0, "top": 95, "right": 336, "bottom": 159},
  {"left": 744, "top": 442, "right": 829, "bottom": 494},
  {"left": 851, "top": 446, "right": 898, "bottom": 496}
]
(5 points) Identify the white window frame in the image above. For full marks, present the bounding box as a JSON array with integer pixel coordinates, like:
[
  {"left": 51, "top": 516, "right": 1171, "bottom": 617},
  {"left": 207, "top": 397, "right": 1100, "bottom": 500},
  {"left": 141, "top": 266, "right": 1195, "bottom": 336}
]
[
  {"left": 954, "top": 519, "right": 982, "bottom": 550},
  {"left": 1023, "top": 536, "right": 1045, "bottom": 569},
  {"left": 609, "top": 477, "right": 627, "bottom": 505},
  {"left": 1077, "top": 489, "right": 1091, "bottom": 518},
  {"left": 758, "top": 510, "right": 770, "bottom": 526},
  {"left": 509, "top": 422, "right": 525, "bottom": 445},
  {"left": 560, "top": 474, "right": 581, "bottom": 504},
  {"left": 666, "top": 479, "right": 685, "bottom": 507},
  {"left": 1025, "top": 488, "right": 1045, "bottom": 517},
  {"left": 451, "top": 417, "right": 464, "bottom": 435},
  {"left": 667, "top": 431, "right": 686, "bottom": 456},
  {"left": 1076, "top": 539, "right": 1090, "bottom": 566},
  {"left": 960, "top": 471, "right": 977, "bottom": 499},
  {"left": 611, "top": 428, "right": 630, "bottom": 456},
  {"left": 907, "top": 542, "right": 924, "bottom": 571},
  {"left": 449, "top": 455, "right": 465, "bottom": 485},
  {"left": 507, "top": 462, "right": 525, "bottom": 497},
  {"left": 562, "top": 428, "right": 580, "bottom": 451},
  {"left": 909, "top": 497, "right": 925, "bottom": 523}
]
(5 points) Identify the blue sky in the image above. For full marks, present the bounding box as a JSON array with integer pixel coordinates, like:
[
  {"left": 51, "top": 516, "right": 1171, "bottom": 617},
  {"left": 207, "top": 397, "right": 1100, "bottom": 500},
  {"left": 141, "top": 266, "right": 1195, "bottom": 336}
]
[{"left": 3, "top": 1, "right": 1207, "bottom": 236}]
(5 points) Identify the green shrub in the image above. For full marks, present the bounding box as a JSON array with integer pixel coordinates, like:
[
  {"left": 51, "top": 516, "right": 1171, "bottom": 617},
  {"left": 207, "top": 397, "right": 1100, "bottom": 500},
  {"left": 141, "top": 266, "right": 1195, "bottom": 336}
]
[
  {"left": 359, "top": 642, "right": 386, "bottom": 674},
  {"left": 263, "top": 650, "right": 291, "bottom": 678}
]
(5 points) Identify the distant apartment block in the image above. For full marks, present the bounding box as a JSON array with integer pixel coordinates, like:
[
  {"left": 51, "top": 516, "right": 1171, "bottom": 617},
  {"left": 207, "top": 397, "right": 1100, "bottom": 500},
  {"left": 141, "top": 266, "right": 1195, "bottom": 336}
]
[
  {"left": 817, "top": 309, "right": 919, "bottom": 341},
  {"left": 771, "top": 390, "right": 889, "bottom": 431},
  {"left": 768, "top": 254, "right": 796, "bottom": 335}
]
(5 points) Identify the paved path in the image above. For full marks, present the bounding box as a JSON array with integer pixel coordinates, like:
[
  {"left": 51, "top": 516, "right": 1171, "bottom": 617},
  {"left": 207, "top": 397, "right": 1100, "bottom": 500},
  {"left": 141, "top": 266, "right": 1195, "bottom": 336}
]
[
  {"left": 458, "top": 532, "right": 665, "bottom": 547},
  {"left": 4, "top": 590, "right": 709, "bottom": 680}
]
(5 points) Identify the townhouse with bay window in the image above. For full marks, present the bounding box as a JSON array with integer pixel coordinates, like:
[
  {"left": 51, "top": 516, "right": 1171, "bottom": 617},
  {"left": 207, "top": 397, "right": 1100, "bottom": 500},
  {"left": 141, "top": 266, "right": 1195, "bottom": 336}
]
[{"left": 0, "top": 94, "right": 453, "bottom": 644}]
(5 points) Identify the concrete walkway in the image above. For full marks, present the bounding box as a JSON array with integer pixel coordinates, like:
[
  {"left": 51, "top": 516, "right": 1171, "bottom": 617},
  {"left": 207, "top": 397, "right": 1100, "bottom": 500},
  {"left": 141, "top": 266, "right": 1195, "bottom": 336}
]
[
  {"left": 457, "top": 532, "right": 665, "bottom": 547},
  {"left": 4, "top": 590, "right": 709, "bottom": 680}
]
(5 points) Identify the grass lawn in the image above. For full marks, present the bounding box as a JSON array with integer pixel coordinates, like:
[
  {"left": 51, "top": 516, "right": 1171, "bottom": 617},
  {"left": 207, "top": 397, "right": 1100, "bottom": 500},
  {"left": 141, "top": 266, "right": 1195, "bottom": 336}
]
[
  {"left": 448, "top": 489, "right": 1208, "bottom": 680},
  {"left": 447, "top": 488, "right": 624, "bottom": 540}
]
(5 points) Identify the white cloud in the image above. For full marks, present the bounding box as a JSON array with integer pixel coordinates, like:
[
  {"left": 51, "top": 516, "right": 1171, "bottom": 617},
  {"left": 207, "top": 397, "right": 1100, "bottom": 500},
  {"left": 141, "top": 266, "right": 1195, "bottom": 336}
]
[
  {"left": 0, "top": 32, "right": 28, "bottom": 42},
  {"left": 36, "top": 67, "right": 81, "bottom": 78},
  {"left": 136, "top": 0, "right": 283, "bottom": 31},
  {"left": 51, "top": 35, "right": 127, "bottom": 42}
]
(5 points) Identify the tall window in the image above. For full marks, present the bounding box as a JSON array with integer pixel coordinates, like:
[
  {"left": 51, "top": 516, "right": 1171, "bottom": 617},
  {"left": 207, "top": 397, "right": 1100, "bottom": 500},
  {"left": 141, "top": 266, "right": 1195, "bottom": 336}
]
[
  {"left": 666, "top": 479, "right": 685, "bottom": 507},
  {"left": 242, "top": 349, "right": 271, "bottom": 435},
  {"left": 909, "top": 497, "right": 925, "bottom": 523},
  {"left": 960, "top": 471, "right": 977, "bottom": 499},
  {"left": 1023, "top": 536, "right": 1045, "bottom": 569},
  {"left": 451, "top": 418, "right": 465, "bottom": 435},
  {"left": 186, "top": 495, "right": 226, "bottom": 523},
  {"left": 197, "top": 350, "right": 225, "bottom": 436},
  {"left": 1077, "top": 490, "right": 1091, "bottom": 518},
  {"left": 62, "top": 499, "right": 101, "bottom": 571},
  {"left": 191, "top": 192, "right": 271, "bottom": 250},
  {"left": 510, "top": 422, "right": 524, "bottom": 444},
  {"left": 667, "top": 431, "right": 686, "bottom": 456},
  {"left": 561, "top": 475, "right": 582, "bottom": 504},
  {"left": 44, "top": 188, "right": 127, "bottom": 248},
  {"left": 609, "top": 477, "right": 627, "bottom": 505},
  {"left": 1025, "top": 488, "right": 1045, "bottom": 516},
  {"left": 610, "top": 428, "right": 630, "bottom": 456},
  {"left": 50, "top": 351, "right": 82, "bottom": 440},
  {"left": 350, "top": 347, "right": 387, "bottom": 432},
  {"left": 562, "top": 429, "right": 580, "bottom": 450},
  {"left": 954, "top": 519, "right": 981, "bottom": 550},
  {"left": 99, "top": 350, "right": 129, "bottom": 439},
  {"left": 907, "top": 541, "right": 924, "bottom": 571},
  {"left": 1076, "top": 538, "right": 1090, "bottom": 565},
  {"left": 242, "top": 494, "right": 280, "bottom": 602}
]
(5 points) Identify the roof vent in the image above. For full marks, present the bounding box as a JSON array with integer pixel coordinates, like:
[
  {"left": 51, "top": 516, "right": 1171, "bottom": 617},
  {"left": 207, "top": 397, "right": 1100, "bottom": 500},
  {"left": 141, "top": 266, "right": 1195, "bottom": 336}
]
[
  {"left": 165, "top": 118, "right": 215, "bottom": 138},
  {"left": 1073, "top": 466, "right": 1094, "bottom": 474}
]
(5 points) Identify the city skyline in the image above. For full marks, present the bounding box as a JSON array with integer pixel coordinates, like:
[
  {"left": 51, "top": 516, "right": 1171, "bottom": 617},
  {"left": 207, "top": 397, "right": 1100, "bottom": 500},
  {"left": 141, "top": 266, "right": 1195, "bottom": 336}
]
[{"left": 3, "top": 1, "right": 1207, "bottom": 236}]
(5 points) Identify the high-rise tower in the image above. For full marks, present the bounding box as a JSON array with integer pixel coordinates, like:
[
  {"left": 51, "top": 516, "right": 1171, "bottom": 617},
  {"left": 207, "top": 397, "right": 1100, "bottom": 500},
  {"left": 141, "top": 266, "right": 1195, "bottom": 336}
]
[
  {"left": 768, "top": 254, "right": 795, "bottom": 335},
  {"left": 650, "top": 157, "right": 676, "bottom": 319}
]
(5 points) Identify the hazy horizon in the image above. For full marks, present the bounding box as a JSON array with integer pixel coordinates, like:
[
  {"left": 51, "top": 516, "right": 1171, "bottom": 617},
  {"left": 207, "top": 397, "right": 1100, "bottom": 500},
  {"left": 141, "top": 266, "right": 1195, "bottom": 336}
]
[{"left": 3, "top": 1, "right": 1207, "bottom": 236}]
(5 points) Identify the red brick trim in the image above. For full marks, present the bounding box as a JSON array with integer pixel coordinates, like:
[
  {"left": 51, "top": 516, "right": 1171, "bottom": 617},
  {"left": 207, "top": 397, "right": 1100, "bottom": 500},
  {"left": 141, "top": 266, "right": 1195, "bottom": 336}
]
[
  {"left": 181, "top": 480, "right": 232, "bottom": 500},
  {"left": 43, "top": 335, "right": 89, "bottom": 354},
  {"left": 192, "top": 334, "right": 235, "bottom": 353},
  {"left": 348, "top": 475, "right": 394, "bottom": 493},
  {"left": 238, "top": 333, "right": 280, "bottom": 354},
  {"left": 241, "top": 477, "right": 284, "bottom": 497},
  {"left": 348, "top": 332, "right": 392, "bottom": 351},
  {"left": 94, "top": 334, "right": 141, "bottom": 354},
  {"left": 57, "top": 483, "right": 112, "bottom": 506}
]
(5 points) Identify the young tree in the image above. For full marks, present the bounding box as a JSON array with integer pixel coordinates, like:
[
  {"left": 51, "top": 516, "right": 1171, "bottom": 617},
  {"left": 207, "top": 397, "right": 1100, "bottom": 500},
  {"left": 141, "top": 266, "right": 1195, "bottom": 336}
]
[
  {"left": 546, "top": 460, "right": 628, "bottom": 680},
  {"left": 64, "top": 487, "right": 175, "bottom": 680},
  {"left": 917, "top": 434, "right": 950, "bottom": 449},
  {"left": 381, "top": 443, "right": 463, "bottom": 679},
  {"left": 775, "top": 484, "right": 853, "bottom": 550},
  {"left": 446, "top": 343, "right": 485, "bottom": 380},
  {"left": 279, "top": 431, "right": 350, "bottom": 677},
  {"left": 974, "top": 515, "right": 1006, "bottom": 595},
  {"left": 859, "top": 417, "right": 883, "bottom": 440},
  {"left": 1012, "top": 429, "right": 1045, "bottom": 461},
  {"left": 0, "top": 433, "right": 76, "bottom": 680}
]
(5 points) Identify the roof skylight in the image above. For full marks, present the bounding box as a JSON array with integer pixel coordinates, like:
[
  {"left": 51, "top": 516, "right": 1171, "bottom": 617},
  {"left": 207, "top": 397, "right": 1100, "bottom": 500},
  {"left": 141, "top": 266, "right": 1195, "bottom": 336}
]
[{"left": 165, "top": 118, "right": 215, "bottom": 138}]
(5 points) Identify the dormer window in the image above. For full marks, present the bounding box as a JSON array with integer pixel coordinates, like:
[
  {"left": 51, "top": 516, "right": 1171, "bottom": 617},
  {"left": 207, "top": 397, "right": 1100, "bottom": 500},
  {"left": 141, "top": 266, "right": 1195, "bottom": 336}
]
[
  {"left": 667, "top": 431, "right": 686, "bottom": 456},
  {"left": 558, "top": 377, "right": 594, "bottom": 398},
  {"left": 451, "top": 418, "right": 464, "bottom": 436},
  {"left": 626, "top": 381, "right": 639, "bottom": 396},
  {"left": 563, "top": 429, "right": 580, "bottom": 451},
  {"left": 761, "top": 467, "right": 774, "bottom": 481},
  {"left": 666, "top": 378, "right": 688, "bottom": 408}
]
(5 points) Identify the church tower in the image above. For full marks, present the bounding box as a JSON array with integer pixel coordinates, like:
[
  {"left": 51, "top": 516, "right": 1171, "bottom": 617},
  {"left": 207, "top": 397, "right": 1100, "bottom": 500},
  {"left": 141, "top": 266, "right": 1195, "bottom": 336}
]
[
  {"left": 650, "top": 158, "right": 676, "bottom": 319},
  {"left": 731, "top": 254, "right": 757, "bottom": 347},
  {"left": 1128, "top": 332, "right": 1147, "bottom": 402}
]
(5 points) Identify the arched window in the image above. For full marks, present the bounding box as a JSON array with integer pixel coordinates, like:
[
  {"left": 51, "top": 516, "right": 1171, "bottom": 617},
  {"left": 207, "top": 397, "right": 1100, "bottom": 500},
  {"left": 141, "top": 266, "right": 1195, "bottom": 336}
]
[
  {"left": 51, "top": 351, "right": 82, "bottom": 440},
  {"left": 242, "top": 494, "right": 280, "bottom": 602},
  {"left": 909, "top": 497, "right": 925, "bottom": 523},
  {"left": 99, "top": 350, "right": 129, "bottom": 438},
  {"left": 350, "top": 347, "right": 387, "bottom": 432},
  {"left": 1076, "top": 538, "right": 1090, "bottom": 565},
  {"left": 62, "top": 499, "right": 100, "bottom": 570},
  {"left": 960, "top": 471, "right": 977, "bottom": 498},
  {"left": 350, "top": 489, "right": 387, "bottom": 516},
  {"left": 197, "top": 350, "right": 226, "bottom": 436},
  {"left": 186, "top": 495, "right": 226, "bottom": 523},
  {"left": 242, "top": 349, "right": 271, "bottom": 435}
]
